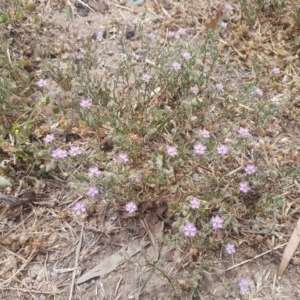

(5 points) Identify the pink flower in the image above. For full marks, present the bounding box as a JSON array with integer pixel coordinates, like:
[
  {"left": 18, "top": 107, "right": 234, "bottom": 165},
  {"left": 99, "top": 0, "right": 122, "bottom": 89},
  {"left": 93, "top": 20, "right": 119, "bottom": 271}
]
[
  {"left": 224, "top": 3, "right": 234, "bottom": 14},
  {"left": 141, "top": 73, "right": 152, "bottom": 83},
  {"left": 86, "top": 185, "right": 99, "bottom": 197},
  {"left": 215, "top": 83, "right": 224, "bottom": 92},
  {"left": 238, "top": 277, "right": 252, "bottom": 294},
  {"left": 253, "top": 87, "right": 264, "bottom": 97},
  {"left": 171, "top": 61, "right": 181, "bottom": 71},
  {"left": 272, "top": 67, "right": 280, "bottom": 74},
  {"left": 125, "top": 201, "right": 138, "bottom": 213},
  {"left": 181, "top": 51, "right": 191, "bottom": 61},
  {"left": 72, "top": 51, "right": 83, "bottom": 60},
  {"left": 183, "top": 223, "right": 197, "bottom": 237},
  {"left": 194, "top": 142, "right": 206, "bottom": 155},
  {"left": 198, "top": 129, "right": 210, "bottom": 139},
  {"left": 217, "top": 144, "right": 229, "bottom": 156},
  {"left": 88, "top": 166, "right": 101, "bottom": 178},
  {"left": 117, "top": 152, "right": 129, "bottom": 165},
  {"left": 68, "top": 146, "right": 82, "bottom": 157},
  {"left": 79, "top": 98, "right": 92, "bottom": 109},
  {"left": 244, "top": 164, "right": 257, "bottom": 175},
  {"left": 43, "top": 134, "right": 55, "bottom": 144},
  {"left": 189, "top": 197, "right": 201, "bottom": 209},
  {"left": 147, "top": 33, "right": 158, "bottom": 41},
  {"left": 167, "top": 31, "right": 176, "bottom": 38},
  {"left": 225, "top": 243, "right": 236, "bottom": 254},
  {"left": 36, "top": 79, "right": 49, "bottom": 88},
  {"left": 238, "top": 127, "right": 251, "bottom": 138},
  {"left": 166, "top": 145, "right": 178, "bottom": 157},
  {"left": 177, "top": 28, "right": 187, "bottom": 36},
  {"left": 239, "top": 181, "right": 251, "bottom": 193},
  {"left": 190, "top": 85, "right": 199, "bottom": 95},
  {"left": 73, "top": 202, "right": 87, "bottom": 215},
  {"left": 51, "top": 148, "right": 68, "bottom": 159},
  {"left": 211, "top": 215, "right": 224, "bottom": 229}
]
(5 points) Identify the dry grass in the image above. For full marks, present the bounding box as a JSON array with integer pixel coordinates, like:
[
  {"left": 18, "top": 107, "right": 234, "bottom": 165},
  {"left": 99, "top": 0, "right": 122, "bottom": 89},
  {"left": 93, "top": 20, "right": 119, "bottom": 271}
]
[{"left": 0, "top": 0, "right": 300, "bottom": 299}]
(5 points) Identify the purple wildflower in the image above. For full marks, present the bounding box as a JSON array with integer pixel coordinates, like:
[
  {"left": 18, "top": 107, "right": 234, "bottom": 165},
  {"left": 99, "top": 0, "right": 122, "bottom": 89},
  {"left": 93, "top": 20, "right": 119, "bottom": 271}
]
[
  {"left": 244, "top": 164, "right": 257, "bottom": 175},
  {"left": 194, "top": 142, "right": 206, "bottom": 155},
  {"left": 177, "top": 28, "right": 187, "bottom": 36},
  {"left": 252, "top": 139, "right": 259, "bottom": 151},
  {"left": 68, "top": 146, "right": 82, "bottom": 157},
  {"left": 198, "top": 129, "right": 210, "bottom": 139},
  {"left": 86, "top": 185, "right": 99, "bottom": 197},
  {"left": 189, "top": 197, "right": 201, "bottom": 209},
  {"left": 217, "top": 144, "right": 229, "bottom": 156},
  {"left": 171, "top": 61, "right": 181, "bottom": 71},
  {"left": 224, "top": 3, "right": 234, "bottom": 14},
  {"left": 253, "top": 87, "right": 264, "bottom": 97},
  {"left": 181, "top": 51, "right": 191, "bottom": 61},
  {"left": 190, "top": 85, "right": 199, "bottom": 95},
  {"left": 125, "top": 201, "right": 138, "bottom": 213},
  {"left": 167, "top": 31, "right": 176, "bottom": 38},
  {"left": 36, "top": 79, "right": 49, "bottom": 88},
  {"left": 73, "top": 202, "right": 87, "bottom": 216},
  {"left": 147, "top": 33, "right": 158, "bottom": 41},
  {"left": 215, "top": 82, "right": 224, "bottom": 92},
  {"left": 43, "top": 133, "right": 55, "bottom": 144},
  {"left": 183, "top": 223, "right": 197, "bottom": 237},
  {"left": 166, "top": 145, "right": 178, "bottom": 157},
  {"left": 225, "top": 243, "right": 236, "bottom": 255},
  {"left": 51, "top": 148, "right": 68, "bottom": 159},
  {"left": 238, "top": 277, "right": 252, "bottom": 294},
  {"left": 117, "top": 152, "right": 129, "bottom": 165},
  {"left": 272, "top": 67, "right": 280, "bottom": 74},
  {"left": 219, "top": 20, "right": 228, "bottom": 28},
  {"left": 238, "top": 127, "right": 251, "bottom": 138},
  {"left": 141, "top": 73, "right": 152, "bottom": 83},
  {"left": 239, "top": 181, "right": 251, "bottom": 193},
  {"left": 211, "top": 215, "right": 224, "bottom": 229},
  {"left": 72, "top": 51, "right": 83, "bottom": 60},
  {"left": 88, "top": 166, "right": 101, "bottom": 178},
  {"left": 79, "top": 98, "right": 92, "bottom": 109}
]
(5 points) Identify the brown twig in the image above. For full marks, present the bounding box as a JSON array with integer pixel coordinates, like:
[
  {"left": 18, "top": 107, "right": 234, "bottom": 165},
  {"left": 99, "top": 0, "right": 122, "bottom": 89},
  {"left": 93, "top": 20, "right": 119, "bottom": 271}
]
[
  {"left": 224, "top": 243, "right": 287, "bottom": 272},
  {"left": 69, "top": 226, "right": 83, "bottom": 300}
]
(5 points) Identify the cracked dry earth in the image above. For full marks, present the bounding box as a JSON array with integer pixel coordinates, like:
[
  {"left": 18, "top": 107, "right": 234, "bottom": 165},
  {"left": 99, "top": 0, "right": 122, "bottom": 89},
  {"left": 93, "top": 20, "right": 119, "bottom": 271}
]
[{"left": 1, "top": 0, "right": 300, "bottom": 299}]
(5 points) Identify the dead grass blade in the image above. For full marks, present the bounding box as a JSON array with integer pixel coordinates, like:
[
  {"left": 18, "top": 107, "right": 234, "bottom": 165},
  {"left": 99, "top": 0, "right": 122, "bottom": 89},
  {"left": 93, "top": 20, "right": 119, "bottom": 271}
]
[
  {"left": 76, "top": 239, "right": 149, "bottom": 284},
  {"left": 69, "top": 226, "right": 83, "bottom": 300},
  {"left": 224, "top": 243, "right": 287, "bottom": 273}
]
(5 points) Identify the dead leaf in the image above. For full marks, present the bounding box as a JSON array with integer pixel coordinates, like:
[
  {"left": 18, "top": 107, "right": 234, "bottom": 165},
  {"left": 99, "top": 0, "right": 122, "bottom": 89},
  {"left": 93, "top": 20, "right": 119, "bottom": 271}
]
[{"left": 76, "top": 240, "right": 149, "bottom": 284}]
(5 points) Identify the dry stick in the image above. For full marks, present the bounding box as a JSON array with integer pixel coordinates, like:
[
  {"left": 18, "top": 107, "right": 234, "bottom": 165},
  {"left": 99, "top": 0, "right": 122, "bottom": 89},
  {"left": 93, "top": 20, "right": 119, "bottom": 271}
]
[
  {"left": 75, "top": 0, "right": 96, "bottom": 12},
  {"left": 0, "top": 245, "right": 27, "bottom": 262},
  {"left": 224, "top": 243, "right": 287, "bottom": 272},
  {"left": 68, "top": 226, "right": 83, "bottom": 300},
  {"left": 114, "top": 276, "right": 123, "bottom": 298},
  {"left": 0, "top": 287, "right": 61, "bottom": 295},
  {"left": 107, "top": 0, "right": 134, "bottom": 12}
]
